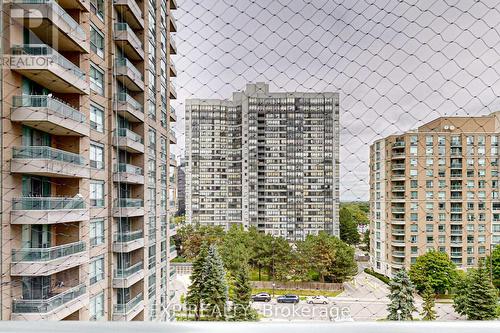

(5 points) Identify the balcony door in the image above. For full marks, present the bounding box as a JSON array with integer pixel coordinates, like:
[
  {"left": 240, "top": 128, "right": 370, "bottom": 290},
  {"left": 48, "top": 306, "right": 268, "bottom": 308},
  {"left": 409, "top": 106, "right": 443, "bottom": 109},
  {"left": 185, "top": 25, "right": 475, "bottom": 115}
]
[
  {"left": 22, "top": 176, "right": 51, "bottom": 197},
  {"left": 22, "top": 276, "right": 51, "bottom": 300},
  {"left": 22, "top": 126, "right": 51, "bottom": 147}
]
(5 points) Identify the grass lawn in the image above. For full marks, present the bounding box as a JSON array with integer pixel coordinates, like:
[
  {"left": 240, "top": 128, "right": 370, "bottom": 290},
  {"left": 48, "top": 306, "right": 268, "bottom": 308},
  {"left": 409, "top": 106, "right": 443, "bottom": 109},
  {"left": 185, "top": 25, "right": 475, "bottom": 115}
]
[
  {"left": 252, "top": 288, "right": 342, "bottom": 298},
  {"left": 249, "top": 268, "right": 271, "bottom": 281}
]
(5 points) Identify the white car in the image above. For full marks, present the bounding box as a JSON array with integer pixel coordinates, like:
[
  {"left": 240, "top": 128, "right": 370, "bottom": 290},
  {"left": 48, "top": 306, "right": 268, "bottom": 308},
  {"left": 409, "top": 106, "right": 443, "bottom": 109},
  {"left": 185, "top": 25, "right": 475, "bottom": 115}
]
[{"left": 306, "top": 295, "right": 329, "bottom": 304}]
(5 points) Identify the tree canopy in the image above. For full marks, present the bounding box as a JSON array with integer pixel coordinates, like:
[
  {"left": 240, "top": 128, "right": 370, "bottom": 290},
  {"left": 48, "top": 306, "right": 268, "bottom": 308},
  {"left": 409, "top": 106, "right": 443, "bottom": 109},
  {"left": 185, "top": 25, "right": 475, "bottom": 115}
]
[{"left": 409, "top": 250, "right": 458, "bottom": 294}]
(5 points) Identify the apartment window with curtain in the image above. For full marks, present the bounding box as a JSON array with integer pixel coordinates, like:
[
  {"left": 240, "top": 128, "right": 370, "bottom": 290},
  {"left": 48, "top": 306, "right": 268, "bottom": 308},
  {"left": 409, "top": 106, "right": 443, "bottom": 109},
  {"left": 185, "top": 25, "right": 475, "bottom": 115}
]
[
  {"left": 90, "top": 142, "right": 104, "bottom": 169},
  {"left": 89, "top": 292, "right": 104, "bottom": 321},
  {"left": 90, "top": 219, "right": 105, "bottom": 246},
  {"left": 90, "top": 255, "right": 105, "bottom": 285},
  {"left": 90, "top": 181, "right": 105, "bottom": 207},
  {"left": 90, "top": 103, "right": 104, "bottom": 132}
]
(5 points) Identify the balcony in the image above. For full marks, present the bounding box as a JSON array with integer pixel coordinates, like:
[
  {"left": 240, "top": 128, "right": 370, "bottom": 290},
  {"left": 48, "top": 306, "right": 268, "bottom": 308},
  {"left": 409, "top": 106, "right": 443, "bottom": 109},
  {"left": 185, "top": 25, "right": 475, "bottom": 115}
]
[
  {"left": 112, "top": 128, "right": 144, "bottom": 153},
  {"left": 112, "top": 292, "right": 144, "bottom": 321},
  {"left": 169, "top": 61, "right": 177, "bottom": 77},
  {"left": 113, "top": 163, "right": 144, "bottom": 184},
  {"left": 391, "top": 229, "right": 405, "bottom": 236},
  {"left": 170, "top": 223, "right": 177, "bottom": 237},
  {"left": 392, "top": 251, "right": 405, "bottom": 257},
  {"left": 169, "top": 36, "right": 177, "bottom": 55},
  {"left": 170, "top": 105, "right": 177, "bottom": 121},
  {"left": 115, "top": 58, "right": 144, "bottom": 91},
  {"left": 391, "top": 239, "right": 405, "bottom": 246},
  {"left": 170, "top": 0, "right": 178, "bottom": 10},
  {"left": 169, "top": 129, "right": 177, "bottom": 144},
  {"left": 10, "top": 44, "right": 89, "bottom": 94},
  {"left": 11, "top": 95, "right": 89, "bottom": 136},
  {"left": 392, "top": 142, "right": 405, "bottom": 148},
  {"left": 169, "top": 80, "right": 177, "bottom": 99},
  {"left": 11, "top": 146, "right": 89, "bottom": 179},
  {"left": 114, "top": 92, "right": 144, "bottom": 123},
  {"left": 114, "top": 22, "right": 144, "bottom": 60},
  {"left": 169, "top": 12, "right": 177, "bottom": 32},
  {"left": 450, "top": 252, "right": 463, "bottom": 258},
  {"left": 113, "top": 0, "right": 144, "bottom": 29},
  {"left": 11, "top": 241, "right": 87, "bottom": 276},
  {"left": 113, "top": 230, "right": 144, "bottom": 253},
  {"left": 392, "top": 164, "right": 405, "bottom": 171},
  {"left": 58, "top": 0, "right": 90, "bottom": 11},
  {"left": 113, "top": 198, "right": 144, "bottom": 217},
  {"left": 169, "top": 245, "right": 178, "bottom": 259},
  {"left": 391, "top": 219, "right": 405, "bottom": 225},
  {"left": 11, "top": 197, "right": 88, "bottom": 225},
  {"left": 391, "top": 153, "right": 406, "bottom": 159},
  {"left": 170, "top": 153, "right": 177, "bottom": 167},
  {"left": 11, "top": 0, "right": 89, "bottom": 53},
  {"left": 392, "top": 185, "right": 405, "bottom": 192},
  {"left": 11, "top": 284, "right": 87, "bottom": 321},
  {"left": 391, "top": 207, "right": 405, "bottom": 213},
  {"left": 113, "top": 262, "right": 144, "bottom": 289}
]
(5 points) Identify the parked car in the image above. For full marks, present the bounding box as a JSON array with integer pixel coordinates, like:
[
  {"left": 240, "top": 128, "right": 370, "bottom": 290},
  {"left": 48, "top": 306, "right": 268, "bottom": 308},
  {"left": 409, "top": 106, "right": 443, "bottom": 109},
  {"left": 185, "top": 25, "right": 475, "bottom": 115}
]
[
  {"left": 276, "top": 294, "right": 300, "bottom": 304},
  {"left": 306, "top": 295, "right": 329, "bottom": 304},
  {"left": 251, "top": 292, "right": 271, "bottom": 302}
]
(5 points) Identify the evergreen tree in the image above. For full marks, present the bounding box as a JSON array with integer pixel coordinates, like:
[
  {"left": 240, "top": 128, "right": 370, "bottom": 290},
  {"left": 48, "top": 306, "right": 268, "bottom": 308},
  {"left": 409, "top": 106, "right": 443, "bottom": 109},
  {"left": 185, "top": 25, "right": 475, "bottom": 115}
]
[
  {"left": 420, "top": 284, "right": 436, "bottom": 320},
  {"left": 231, "top": 264, "right": 257, "bottom": 321},
  {"left": 456, "top": 262, "right": 498, "bottom": 320},
  {"left": 201, "top": 245, "right": 229, "bottom": 320},
  {"left": 387, "top": 269, "right": 416, "bottom": 321},
  {"left": 186, "top": 243, "right": 209, "bottom": 320},
  {"left": 339, "top": 206, "right": 360, "bottom": 245}
]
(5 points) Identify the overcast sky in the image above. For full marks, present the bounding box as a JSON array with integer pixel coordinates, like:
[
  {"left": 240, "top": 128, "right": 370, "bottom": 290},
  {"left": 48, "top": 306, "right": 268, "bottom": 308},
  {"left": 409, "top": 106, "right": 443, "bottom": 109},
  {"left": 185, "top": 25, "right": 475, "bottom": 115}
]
[{"left": 172, "top": 0, "right": 500, "bottom": 201}]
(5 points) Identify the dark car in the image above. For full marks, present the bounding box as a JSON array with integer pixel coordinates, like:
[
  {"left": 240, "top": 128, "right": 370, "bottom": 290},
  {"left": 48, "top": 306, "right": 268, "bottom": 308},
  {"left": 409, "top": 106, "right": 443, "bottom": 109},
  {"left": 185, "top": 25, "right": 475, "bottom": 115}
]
[
  {"left": 251, "top": 292, "right": 271, "bottom": 302},
  {"left": 276, "top": 294, "right": 299, "bottom": 304}
]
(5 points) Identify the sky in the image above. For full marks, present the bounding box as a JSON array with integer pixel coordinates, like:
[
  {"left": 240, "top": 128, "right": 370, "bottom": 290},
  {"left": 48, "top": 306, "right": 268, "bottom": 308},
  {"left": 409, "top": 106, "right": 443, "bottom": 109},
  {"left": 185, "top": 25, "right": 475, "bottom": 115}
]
[{"left": 171, "top": 0, "right": 500, "bottom": 201}]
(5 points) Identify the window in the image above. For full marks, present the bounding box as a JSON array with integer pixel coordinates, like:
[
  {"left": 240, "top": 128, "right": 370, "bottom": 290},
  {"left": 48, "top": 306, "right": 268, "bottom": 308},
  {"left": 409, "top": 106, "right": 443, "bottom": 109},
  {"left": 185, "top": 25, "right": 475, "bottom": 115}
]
[
  {"left": 90, "top": 181, "right": 104, "bottom": 207},
  {"left": 90, "top": 103, "right": 104, "bottom": 132},
  {"left": 90, "top": 143, "right": 104, "bottom": 169},
  {"left": 90, "top": 219, "right": 105, "bottom": 246},
  {"left": 90, "top": 292, "right": 104, "bottom": 321},
  {"left": 90, "top": 24, "right": 104, "bottom": 58},
  {"left": 90, "top": 63, "right": 104, "bottom": 95},
  {"left": 90, "top": 255, "right": 104, "bottom": 285},
  {"left": 90, "top": 0, "right": 104, "bottom": 21}
]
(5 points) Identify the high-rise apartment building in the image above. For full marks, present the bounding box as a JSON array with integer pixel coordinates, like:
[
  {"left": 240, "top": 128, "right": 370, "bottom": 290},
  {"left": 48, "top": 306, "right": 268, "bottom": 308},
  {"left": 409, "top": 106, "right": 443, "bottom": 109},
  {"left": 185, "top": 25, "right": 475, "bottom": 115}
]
[
  {"left": 0, "top": 0, "right": 178, "bottom": 321},
  {"left": 176, "top": 158, "right": 186, "bottom": 216},
  {"left": 186, "top": 83, "right": 340, "bottom": 241},
  {"left": 370, "top": 113, "right": 500, "bottom": 277}
]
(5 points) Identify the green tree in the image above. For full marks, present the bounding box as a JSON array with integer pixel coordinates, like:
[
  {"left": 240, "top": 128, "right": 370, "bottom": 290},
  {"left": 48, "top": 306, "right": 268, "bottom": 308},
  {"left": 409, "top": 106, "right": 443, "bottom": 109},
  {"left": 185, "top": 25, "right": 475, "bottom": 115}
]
[
  {"left": 339, "top": 206, "right": 360, "bottom": 245},
  {"left": 186, "top": 243, "right": 209, "bottom": 320},
  {"left": 409, "top": 250, "right": 458, "bottom": 294},
  {"left": 329, "top": 237, "right": 358, "bottom": 283},
  {"left": 201, "top": 245, "right": 229, "bottom": 320},
  {"left": 220, "top": 224, "right": 252, "bottom": 273},
  {"left": 454, "top": 262, "right": 498, "bottom": 320},
  {"left": 362, "top": 229, "right": 370, "bottom": 252},
  {"left": 420, "top": 284, "right": 436, "bottom": 320},
  {"left": 248, "top": 229, "right": 272, "bottom": 281},
  {"left": 387, "top": 269, "right": 416, "bottom": 321},
  {"left": 491, "top": 244, "right": 500, "bottom": 289},
  {"left": 230, "top": 264, "right": 257, "bottom": 321},
  {"left": 177, "top": 224, "right": 225, "bottom": 260}
]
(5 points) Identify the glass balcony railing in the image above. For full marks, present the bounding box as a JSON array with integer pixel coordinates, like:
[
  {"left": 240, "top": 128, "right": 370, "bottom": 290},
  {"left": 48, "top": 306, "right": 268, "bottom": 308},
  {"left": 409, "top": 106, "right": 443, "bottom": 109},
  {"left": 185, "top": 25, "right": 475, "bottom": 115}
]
[
  {"left": 12, "top": 95, "right": 86, "bottom": 123},
  {"left": 114, "top": 198, "right": 144, "bottom": 208},
  {"left": 12, "top": 284, "right": 86, "bottom": 314},
  {"left": 114, "top": 22, "right": 143, "bottom": 46},
  {"left": 116, "top": 92, "right": 143, "bottom": 112},
  {"left": 113, "top": 292, "right": 143, "bottom": 314},
  {"left": 114, "top": 261, "right": 143, "bottom": 279},
  {"left": 115, "top": 128, "right": 144, "bottom": 143},
  {"left": 115, "top": 57, "right": 143, "bottom": 81},
  {"left": 11, "top": 241, "right": 85, "bottom": 262},
  {"left": 12, "top": 197, "right": 85, "bottom": 210},
  {"left": 11, "top": 44, "right": 85, "bottom": 81},
  {"left": 12, "top": 0, "right": 86, "bottom": 39},
  {"left": 13, "top": 146, "right": 85, "bottom": 166},
  {"left": 115, "top": 163, "right": 143, "bottom": 175},
  {"left": 114, "top": 230, "right": 143, "bottom": 243}
]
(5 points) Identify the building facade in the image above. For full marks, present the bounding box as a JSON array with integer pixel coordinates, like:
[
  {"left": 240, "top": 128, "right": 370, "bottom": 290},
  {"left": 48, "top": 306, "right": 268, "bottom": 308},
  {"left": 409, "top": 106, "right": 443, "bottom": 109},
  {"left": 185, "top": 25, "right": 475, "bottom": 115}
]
[
  {"left": 1, "top": 0, "right": 178, "bottom": 321},
  {"left": 370, "top": 113, "right": 500, "bottom": 277},
  {"left": 186, "top": 83, "right": 340, "bottom": 241},
  {"left": 176, "top": 158, "right": 186, "bottom": 216}
]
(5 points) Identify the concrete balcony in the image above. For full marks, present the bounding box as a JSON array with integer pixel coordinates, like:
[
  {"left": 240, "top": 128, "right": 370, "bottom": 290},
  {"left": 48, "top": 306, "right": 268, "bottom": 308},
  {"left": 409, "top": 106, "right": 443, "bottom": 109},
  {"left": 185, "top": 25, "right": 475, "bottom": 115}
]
[
  {"left": 169, "top": 80, "right": 177, "bottom": 99},
  {"left": 114, "top": 92, "right": 144, "bottom": 123},
  {"left": 113, "top": 262, "right": 144, "bottom": 288},
  {"left": 10, "top": 44, "right": 89, "bottom": 94},
  {"left": 11, "top": 284, "right": 87, "bottom": 321},
  {"left": 11, "top": 95, "right": 89, "bottom": 136},
  {"left": 169, "top": 61, "right": 177, "bottom": 77},
  {"left": 115, "top": 58, "right": 144, "bottom": 91},
  {"left": 11, "top": 241, "right": 87, "bottom": 276},
  {"left": 113, "top": 230, "right": 144, "bottom": 253},
  {"left": 170, "top": 105, "right": 177, "bottom": 121},
  {"left": 169, "top": 245, "right": 177, "bottom": 260},
  {"left": 392, "top": 251, "right": 406, "bottom": 258},
  {"left": 170, "top": 153, "right": 177, "bottom": 167},
  {"left": 113, "top": 0, "right": 144, "bottom": 29},
  {"left": 170, "top": 0, "right": 177, "bottom": 10},
  {"left": 112, "top": 198, "right": 144, "bottom": 217},
  {"left": 58, "top": 0, "right": 90, "bottom": 11},
  {"left": 170, "top": 223, "right": 177, "bottom": 237},
  {"left": 169, "top": 129, "right": 177, "bottom": 144},
  {"left": 112, "top": 128, "right": 144, "bottom": 153},
  {"left": 11, "top": 197, "right": 88, "bottom": 225},
  {"left": 113, "top": 293, "right": 144, "bottom": 321},
  {"left": 113, "top": 163, "right": 144, "bottom": 184},
  {"left": 11, "top": 146, "right": 89, "bottom": 179},
  {"left": 11, "top": 1, "right": 89, "bottom": 53},
  {"left": 169, "top": 36, "right": 177, "bottom": 55},
  {"left": 169, "top": 12, "right": 177, "bottom": 32},
  {"left": 114, "top": 22, "right": 144, "bottom": 60}
]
